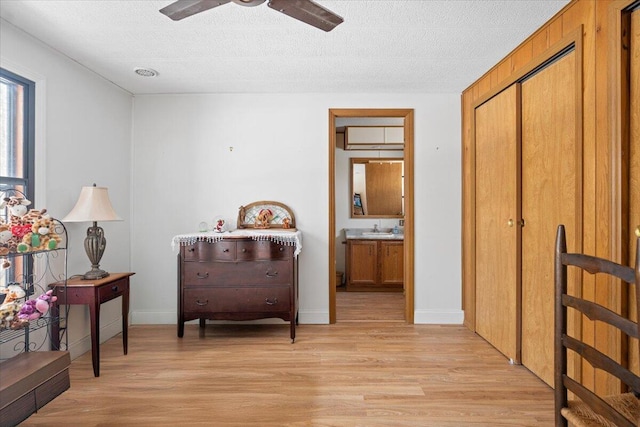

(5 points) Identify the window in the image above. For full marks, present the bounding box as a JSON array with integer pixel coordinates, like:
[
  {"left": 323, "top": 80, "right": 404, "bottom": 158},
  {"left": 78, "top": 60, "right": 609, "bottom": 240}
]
[
  {"left": 1, "top": 68, "right": 36, "bottom": 289},
  {"left": 0, "top": 68, "right": 35, "bottom": 195}
]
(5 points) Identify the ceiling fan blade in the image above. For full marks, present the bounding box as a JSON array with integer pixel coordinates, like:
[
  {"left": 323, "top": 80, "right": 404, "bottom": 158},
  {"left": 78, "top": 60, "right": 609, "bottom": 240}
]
[
  {"left": 160, "top": 0, "right": 232, "bottom": 21},
  {"left": 268, "top": 0, "right": 343, "bottom": 32}
]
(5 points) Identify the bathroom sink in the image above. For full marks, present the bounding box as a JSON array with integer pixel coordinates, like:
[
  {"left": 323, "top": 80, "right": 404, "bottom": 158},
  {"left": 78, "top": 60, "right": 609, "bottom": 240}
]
[{"left": 361, "top": 231, "right": 394, "bottom": 236}]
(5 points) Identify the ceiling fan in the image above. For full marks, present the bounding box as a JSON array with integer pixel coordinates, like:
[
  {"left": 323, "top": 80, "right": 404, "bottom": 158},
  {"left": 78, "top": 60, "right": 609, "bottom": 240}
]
[{"left": 160, "top": 0, "right": 344, "bottom": 32}]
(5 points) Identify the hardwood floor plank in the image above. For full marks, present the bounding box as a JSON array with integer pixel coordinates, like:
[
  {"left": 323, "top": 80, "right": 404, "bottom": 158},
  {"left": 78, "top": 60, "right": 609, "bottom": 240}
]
[
  {"left": 19, "top": 321, "right": 553, "bottom": 426},
  {"left": 336, "top": 291, "right": 405, "bottom": 322}
]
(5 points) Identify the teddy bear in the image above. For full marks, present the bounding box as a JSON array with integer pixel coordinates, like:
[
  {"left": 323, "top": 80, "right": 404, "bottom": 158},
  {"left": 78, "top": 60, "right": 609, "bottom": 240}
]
[
  {"left": 16, "top": 289, "right": 57, "bottom": 323},
  {"left": 255, "top": 208, "right": 273, "bottom": 228},
  {"left": 17, "top": 215, "right": 61, "bottom": 253},
  {"left": 0, "top": 284, "right": 26, "bottom": 331}
]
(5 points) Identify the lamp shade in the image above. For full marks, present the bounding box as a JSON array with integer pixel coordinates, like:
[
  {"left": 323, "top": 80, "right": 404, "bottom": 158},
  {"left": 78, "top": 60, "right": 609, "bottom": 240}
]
[{"left": 63, "top": 186, "right": 122, "bottom": 222}]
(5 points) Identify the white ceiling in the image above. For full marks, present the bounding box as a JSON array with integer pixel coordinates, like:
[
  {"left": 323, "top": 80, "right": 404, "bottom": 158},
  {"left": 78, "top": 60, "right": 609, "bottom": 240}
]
[{"left": 0, "top": 0, "right": 570, "bottom": 95}]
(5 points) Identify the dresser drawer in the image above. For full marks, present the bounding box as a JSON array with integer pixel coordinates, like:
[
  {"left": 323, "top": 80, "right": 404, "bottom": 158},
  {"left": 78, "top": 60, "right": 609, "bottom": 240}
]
[
  {"left": 183, "top": 286, "right": 291, "bottom": 313},
  {"left": 236, "top": 240, "right": 293, "bottom": 261},
  {"left": 182, "top": 241, "right": 236, "bottom": 262},
  {"left": 183, "top": 260, "right": 291, "bottom": 287},
  {"left": 97, "top": 279, "right": 128, "bottom": 303}
]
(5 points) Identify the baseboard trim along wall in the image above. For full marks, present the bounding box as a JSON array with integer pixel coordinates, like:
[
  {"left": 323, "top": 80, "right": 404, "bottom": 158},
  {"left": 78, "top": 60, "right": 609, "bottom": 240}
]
[{"left": 131, "top": 309, "right": 464, "bottom": 326}]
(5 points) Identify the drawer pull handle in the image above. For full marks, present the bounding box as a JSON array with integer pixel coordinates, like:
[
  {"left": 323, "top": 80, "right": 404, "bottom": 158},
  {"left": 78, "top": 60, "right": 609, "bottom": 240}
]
[
  {"left": 195, "top": 299, "right": 208, "bottom": 306},
  {"left": 242, "top": 248, "right": 247, "bottom": 253},
  {"left": 266, "top": 271, "right": 279, "bottom": 277},
  {"left": 265, "top": 297, "right": 278, "bottom": 306},
  {"left": 279, "top": 247, "right": 284, "bottom": 252},
  {"left": 196, "top": 272, "right": 209, "bottom": 279},
  {"left": 112, "top": 286, "right": 119, "bottom": 292},
  {"left": 223, "top": 248, "right": 230, "bottom": 253},
  {"left": 188, "top": 247, "right": 195, "bottom": 252}
]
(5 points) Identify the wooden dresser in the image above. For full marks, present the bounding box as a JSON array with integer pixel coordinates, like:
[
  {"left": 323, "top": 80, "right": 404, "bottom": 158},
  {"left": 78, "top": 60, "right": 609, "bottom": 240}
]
[{"left": 177, "top": 237, "right": 298, "bottom": 341}]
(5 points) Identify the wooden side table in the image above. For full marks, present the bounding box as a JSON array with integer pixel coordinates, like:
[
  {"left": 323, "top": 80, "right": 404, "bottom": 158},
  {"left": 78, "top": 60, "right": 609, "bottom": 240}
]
[{"left": 50, "top": 272, "right": 135, "bottom": 377}]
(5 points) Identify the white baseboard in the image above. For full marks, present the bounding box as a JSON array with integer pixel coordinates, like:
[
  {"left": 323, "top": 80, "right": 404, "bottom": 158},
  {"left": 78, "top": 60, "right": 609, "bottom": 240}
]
[
  {"left": 413, "top": 309, "right": 464, "bottom": 324},
  {"left": 130, "top": 309, "right": 330, "bottom": 325},
  {"left": 131, "top": 310, "right": 175, "bottom": 325},
  {"left": 128, "top": 309, "right": 464, "bottom": 326},
  {"left": 66, "top": 317, "right": 123, "bottom": 361}
]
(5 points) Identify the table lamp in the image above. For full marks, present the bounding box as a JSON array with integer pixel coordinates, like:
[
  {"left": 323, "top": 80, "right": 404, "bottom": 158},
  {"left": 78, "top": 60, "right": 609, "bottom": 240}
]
[{"left": 63, "top": 184, "right": 122, "bottom": 280}]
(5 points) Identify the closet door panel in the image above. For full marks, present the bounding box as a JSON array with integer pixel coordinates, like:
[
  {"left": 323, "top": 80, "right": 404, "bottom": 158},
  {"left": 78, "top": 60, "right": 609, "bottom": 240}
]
[
  {"left": 629, "top": 7, "right": 639, "bottom": 375},
  {"left": 521, "top": 50, "right": 578, "bottom": 386},
  {"left": 474, "top": 84, "right": 520, "bottom": 362}
]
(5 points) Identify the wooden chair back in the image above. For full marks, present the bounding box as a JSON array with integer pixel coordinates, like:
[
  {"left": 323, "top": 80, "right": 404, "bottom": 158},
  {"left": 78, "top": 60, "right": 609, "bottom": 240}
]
[{"left": 554, "top": 224, "right": 640, "bottom": 427}]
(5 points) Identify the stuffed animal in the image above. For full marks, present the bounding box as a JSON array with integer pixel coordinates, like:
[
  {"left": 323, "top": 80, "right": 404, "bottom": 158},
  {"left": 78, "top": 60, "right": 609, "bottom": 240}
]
[
  {"left": 18, "top": 215, "right": 61, "bottom": 252},
  {"left": 0, "top": 196, "right": 31, "bottom": 224},
  {"left": 0, "top": 223, "right": 14, "bottom": 257},
  {"left": 255, "top": 208, "right": 273, "bottom": 228},
  {"left": 17, "top": 289, "right": 57, "bottom": 322},
  {"left": 282, "top": 217, "right": 291, "bottom": 229},
  {"left": 0, "top": 284, "right": 26, "bottom": 330},
  {"left": 0, "top": 199, "right": 49, "bottom": 253},
  {"left": 0, "top": 284, "right": 25, "bottom": 303}
]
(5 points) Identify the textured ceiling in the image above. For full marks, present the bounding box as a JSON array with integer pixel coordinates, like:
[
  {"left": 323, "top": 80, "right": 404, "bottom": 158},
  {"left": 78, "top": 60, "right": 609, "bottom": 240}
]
[{"left": 0, "top": 0, "right": 570, "bottom": 95}]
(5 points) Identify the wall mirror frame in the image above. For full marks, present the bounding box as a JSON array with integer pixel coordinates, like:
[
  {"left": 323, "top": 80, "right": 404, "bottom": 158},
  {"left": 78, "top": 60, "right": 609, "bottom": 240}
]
[
  {"left": 328, "top": 108, "right": 414, "bottom": 325},
  {"left": 350, "top": 157, "right": 404, "bottom": 218}
]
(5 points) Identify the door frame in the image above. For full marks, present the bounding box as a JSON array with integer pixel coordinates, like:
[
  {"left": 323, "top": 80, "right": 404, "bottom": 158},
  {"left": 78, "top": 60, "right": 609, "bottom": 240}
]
[{"left": 328, "top": 108, "right": 415, "bottom": 324}]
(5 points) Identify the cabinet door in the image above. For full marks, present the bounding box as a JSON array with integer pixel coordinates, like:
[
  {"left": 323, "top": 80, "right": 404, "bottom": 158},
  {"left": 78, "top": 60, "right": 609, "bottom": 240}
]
[
  {"left": 380, "top": 241, "right": 403, "bottom": 286},
  {"left": 521, "top": 50, "right": 578, "bottom": 386},
  {"left": 365, "top": 162, "right": 403, "bottom": 216},
  {"left": 474, "top": 84, "right": 520, "bottom": 363},
  {"left": 384, "top": 126, "right": 404, "bottom": 143},
  {"left": 347, "top": 127, "right": 384, "bottom": 144},
  {"left": 347, "top": 240, "right": 378, "bottom": 287}
]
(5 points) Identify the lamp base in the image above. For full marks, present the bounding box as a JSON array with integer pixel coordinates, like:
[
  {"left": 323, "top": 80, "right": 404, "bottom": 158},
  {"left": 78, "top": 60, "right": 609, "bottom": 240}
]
[
  {"left": 82, "top": 268, "right": 109, "bottom": 280},
  {"left": 83, "top": 223, "right": 109, "bottom": 280}
]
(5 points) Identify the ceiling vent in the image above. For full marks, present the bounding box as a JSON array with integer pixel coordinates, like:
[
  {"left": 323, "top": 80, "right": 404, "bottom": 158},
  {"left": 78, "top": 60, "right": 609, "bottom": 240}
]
[{"left": 134, "top": 68, "right": 158, "bottom": 77}]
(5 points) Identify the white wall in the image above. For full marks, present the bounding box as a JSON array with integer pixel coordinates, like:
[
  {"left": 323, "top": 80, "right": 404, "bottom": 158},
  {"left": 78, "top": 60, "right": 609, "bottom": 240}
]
[
  {"left": 1, "top": 21, "right": 133, "bottom": 359},
  {"left": 1, "top": 19, "right": 463, "bottom": 346},
  {"left": 131, "top": 93, "right": 462, "bottom": 325}
]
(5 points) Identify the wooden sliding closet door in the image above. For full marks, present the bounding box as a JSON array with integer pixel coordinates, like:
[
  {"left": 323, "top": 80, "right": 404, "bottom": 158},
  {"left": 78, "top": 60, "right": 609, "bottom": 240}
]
[
  {"left": 629, "top": 7, "right": 639, "bottom": 375},
  {"left": 474, "top": 84, "right": 521, "bottom": 363},
  {"left": 521, "top": 50, "right": 578, "bottom": 386}
]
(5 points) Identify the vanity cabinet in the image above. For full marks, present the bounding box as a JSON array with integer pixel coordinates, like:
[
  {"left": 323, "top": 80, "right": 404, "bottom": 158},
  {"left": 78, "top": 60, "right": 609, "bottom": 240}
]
[
  {"left": 379, "top": 241, "right": 403, "bottom": 286},
  {"left": 177, "top": 238, "right": 298, "bottom": 341},
  {"left": 346, "top": 239, "right": 403, "bottom": 291},
  {"left": 346, "top": 240, "right": 377, "bottom": 287}
]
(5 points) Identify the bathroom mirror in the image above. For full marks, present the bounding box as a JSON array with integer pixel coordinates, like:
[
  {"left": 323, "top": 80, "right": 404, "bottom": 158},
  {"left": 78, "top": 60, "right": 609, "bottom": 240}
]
[{"left": 350, "top": 158, "right": 404, "bottom": 218}]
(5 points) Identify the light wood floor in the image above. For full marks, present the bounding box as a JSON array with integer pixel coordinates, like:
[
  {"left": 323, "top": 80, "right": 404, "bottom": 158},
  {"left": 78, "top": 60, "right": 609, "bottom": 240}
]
[
  {"left": 21, "top": 294, "right": 553, "bottom": 426},
  {"left": 336, "top": 290, "right": 405, "bottom": 322}
]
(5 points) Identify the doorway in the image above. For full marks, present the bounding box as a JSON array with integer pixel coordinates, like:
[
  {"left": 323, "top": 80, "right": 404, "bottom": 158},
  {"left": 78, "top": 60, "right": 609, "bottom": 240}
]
[{"left": 328, "top": 108, "right": 415, "bottom": 323}]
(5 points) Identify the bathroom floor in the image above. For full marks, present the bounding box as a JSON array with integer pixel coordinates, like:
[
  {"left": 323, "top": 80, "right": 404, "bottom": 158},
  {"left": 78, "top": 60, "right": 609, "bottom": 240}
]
[{"left": 336, "top": 291, "right": 405, "bottom": 322}]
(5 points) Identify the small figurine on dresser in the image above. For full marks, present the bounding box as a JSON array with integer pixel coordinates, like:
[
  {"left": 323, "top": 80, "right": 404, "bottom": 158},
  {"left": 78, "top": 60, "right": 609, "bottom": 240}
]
[
  {"left": 237, "top": 206, "right": 246, "bottom": 227},
  {"left": 255, "top": 209, "right": 273, "bottom": 229},
  {"left": 214, "top": 218, "right": 227, "bottom": 233}
]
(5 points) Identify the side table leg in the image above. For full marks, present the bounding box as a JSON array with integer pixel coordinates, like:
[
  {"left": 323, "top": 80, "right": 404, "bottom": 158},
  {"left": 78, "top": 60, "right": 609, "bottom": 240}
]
[
  {"left": 50, "top": 297, "right": 61, "bottom": 350},
  {"left": 122, "top": 288, "right": 129, "bottom": 355},
  {"left": 89, "top": 300, "right": 100, "bottom": 377}
]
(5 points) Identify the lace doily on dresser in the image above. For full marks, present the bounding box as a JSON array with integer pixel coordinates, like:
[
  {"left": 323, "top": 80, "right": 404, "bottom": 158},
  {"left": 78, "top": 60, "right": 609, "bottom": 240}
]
[{"left": 171, "top": 230, "right": 302, "bottom": 257}]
